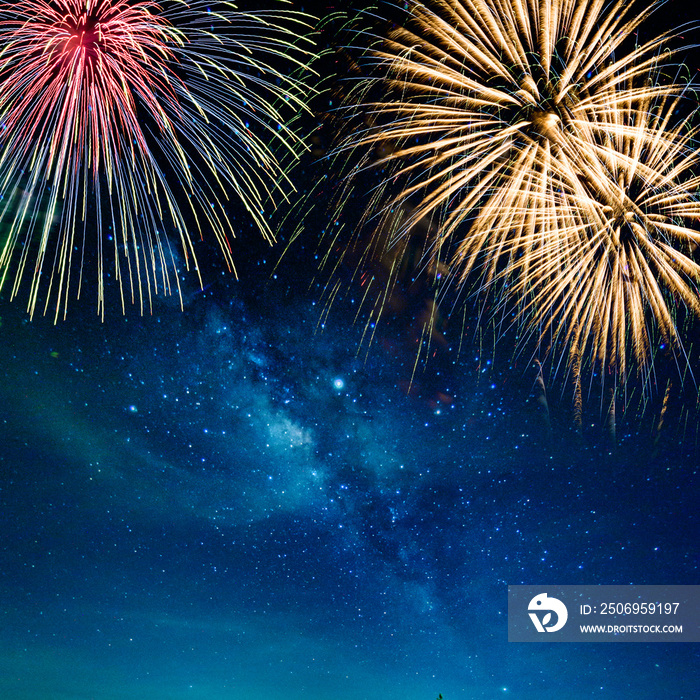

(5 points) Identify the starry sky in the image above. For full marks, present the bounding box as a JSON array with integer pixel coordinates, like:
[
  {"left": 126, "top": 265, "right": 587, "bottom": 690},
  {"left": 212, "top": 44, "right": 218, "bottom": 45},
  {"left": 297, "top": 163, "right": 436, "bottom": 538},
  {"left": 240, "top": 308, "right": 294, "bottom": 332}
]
[{"left": 1, "top": 2, "right": 700, "bottom": 699}]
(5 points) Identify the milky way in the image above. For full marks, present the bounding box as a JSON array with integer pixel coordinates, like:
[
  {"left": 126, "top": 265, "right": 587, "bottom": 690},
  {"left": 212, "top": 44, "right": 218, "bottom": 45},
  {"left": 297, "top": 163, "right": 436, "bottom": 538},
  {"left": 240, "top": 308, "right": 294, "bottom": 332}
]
[{"left": 1, "top": 244, "right": 698, "bottom": 698}]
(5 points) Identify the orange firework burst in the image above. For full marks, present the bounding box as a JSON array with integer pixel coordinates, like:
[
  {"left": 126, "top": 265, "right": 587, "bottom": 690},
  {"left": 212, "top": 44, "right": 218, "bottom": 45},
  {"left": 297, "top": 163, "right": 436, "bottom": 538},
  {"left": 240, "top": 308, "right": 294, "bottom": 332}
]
[
  {"left": 329, "top": 0, "right": 700, "bottom": 388},
  {"left": 0, "top": 0, "right": 316, "bottom": 318}
]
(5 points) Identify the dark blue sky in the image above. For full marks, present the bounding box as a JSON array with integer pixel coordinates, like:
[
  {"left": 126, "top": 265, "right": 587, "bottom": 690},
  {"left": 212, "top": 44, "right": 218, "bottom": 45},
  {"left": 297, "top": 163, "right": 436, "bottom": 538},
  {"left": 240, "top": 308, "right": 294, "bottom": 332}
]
[
  {"left": 1, "top": 1, "right": 699, "bottom": 698},
  {"left": 1, "top": 248, "right": 698, "bottom": 698}
]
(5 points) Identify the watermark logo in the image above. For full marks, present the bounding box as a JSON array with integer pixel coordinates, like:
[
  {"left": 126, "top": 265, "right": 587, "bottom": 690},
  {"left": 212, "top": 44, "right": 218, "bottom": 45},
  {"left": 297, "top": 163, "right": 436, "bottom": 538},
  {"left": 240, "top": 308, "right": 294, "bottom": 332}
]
[
  {"left": 509, "top": 585, "right": 700, "bottom": 642},
  {"left": 528, "top": 593, "right": 568, "bottom": 632}
]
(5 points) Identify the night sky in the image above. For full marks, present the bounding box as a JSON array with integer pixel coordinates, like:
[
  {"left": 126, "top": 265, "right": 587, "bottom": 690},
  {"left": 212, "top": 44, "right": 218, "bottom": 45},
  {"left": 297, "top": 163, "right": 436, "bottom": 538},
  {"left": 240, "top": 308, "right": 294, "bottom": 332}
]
[{"left": 1, "top": 1, "right": 699, "bottom": 699}]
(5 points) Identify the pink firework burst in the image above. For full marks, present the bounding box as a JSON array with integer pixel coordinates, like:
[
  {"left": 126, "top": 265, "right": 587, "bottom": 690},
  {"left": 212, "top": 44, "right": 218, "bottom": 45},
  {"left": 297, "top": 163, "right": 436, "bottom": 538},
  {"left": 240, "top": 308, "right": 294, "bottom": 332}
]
[{"left": 0, "top": 0, "right": 315, "bottom": 318}]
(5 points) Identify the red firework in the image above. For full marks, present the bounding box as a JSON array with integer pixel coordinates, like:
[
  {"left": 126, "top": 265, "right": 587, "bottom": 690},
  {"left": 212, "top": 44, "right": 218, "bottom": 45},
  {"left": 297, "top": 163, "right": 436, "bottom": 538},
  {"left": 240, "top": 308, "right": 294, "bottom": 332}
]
[{"left": 0, "top": 0, "right": 314, "bottom": 318}]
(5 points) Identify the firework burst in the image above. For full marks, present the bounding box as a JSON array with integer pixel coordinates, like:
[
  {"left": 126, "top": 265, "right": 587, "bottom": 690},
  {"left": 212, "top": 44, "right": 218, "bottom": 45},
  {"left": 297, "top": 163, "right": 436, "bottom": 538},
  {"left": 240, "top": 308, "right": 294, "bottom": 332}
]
[
  {"left": 502, "top": 90, "right": 700, "bottom": 383},
  {"left": 0, "top": 0, "right": 316, "bottom": 318},
  {"left": 330, "top": 0, "right": 700, "bottom": 387}
]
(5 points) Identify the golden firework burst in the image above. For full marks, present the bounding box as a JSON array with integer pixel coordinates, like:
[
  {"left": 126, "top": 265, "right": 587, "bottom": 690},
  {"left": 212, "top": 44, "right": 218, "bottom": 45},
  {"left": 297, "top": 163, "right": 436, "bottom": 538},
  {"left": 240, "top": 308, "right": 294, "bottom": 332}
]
[{"left": 330, "top": 0, "right": 700, "bottom": 386}]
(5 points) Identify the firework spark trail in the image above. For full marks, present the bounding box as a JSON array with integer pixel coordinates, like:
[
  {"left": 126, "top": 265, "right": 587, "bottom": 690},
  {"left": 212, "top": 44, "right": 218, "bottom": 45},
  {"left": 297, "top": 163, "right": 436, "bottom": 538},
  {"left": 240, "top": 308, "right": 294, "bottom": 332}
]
[
  {"left": 500, "top": 90, "right": 700, "bottom": 379},
  {"left": 0, "top": 0, "right": 316, "bottom": 319},
  {"left": 330, "top": 0, "right": 700, "bottom": 388}
]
